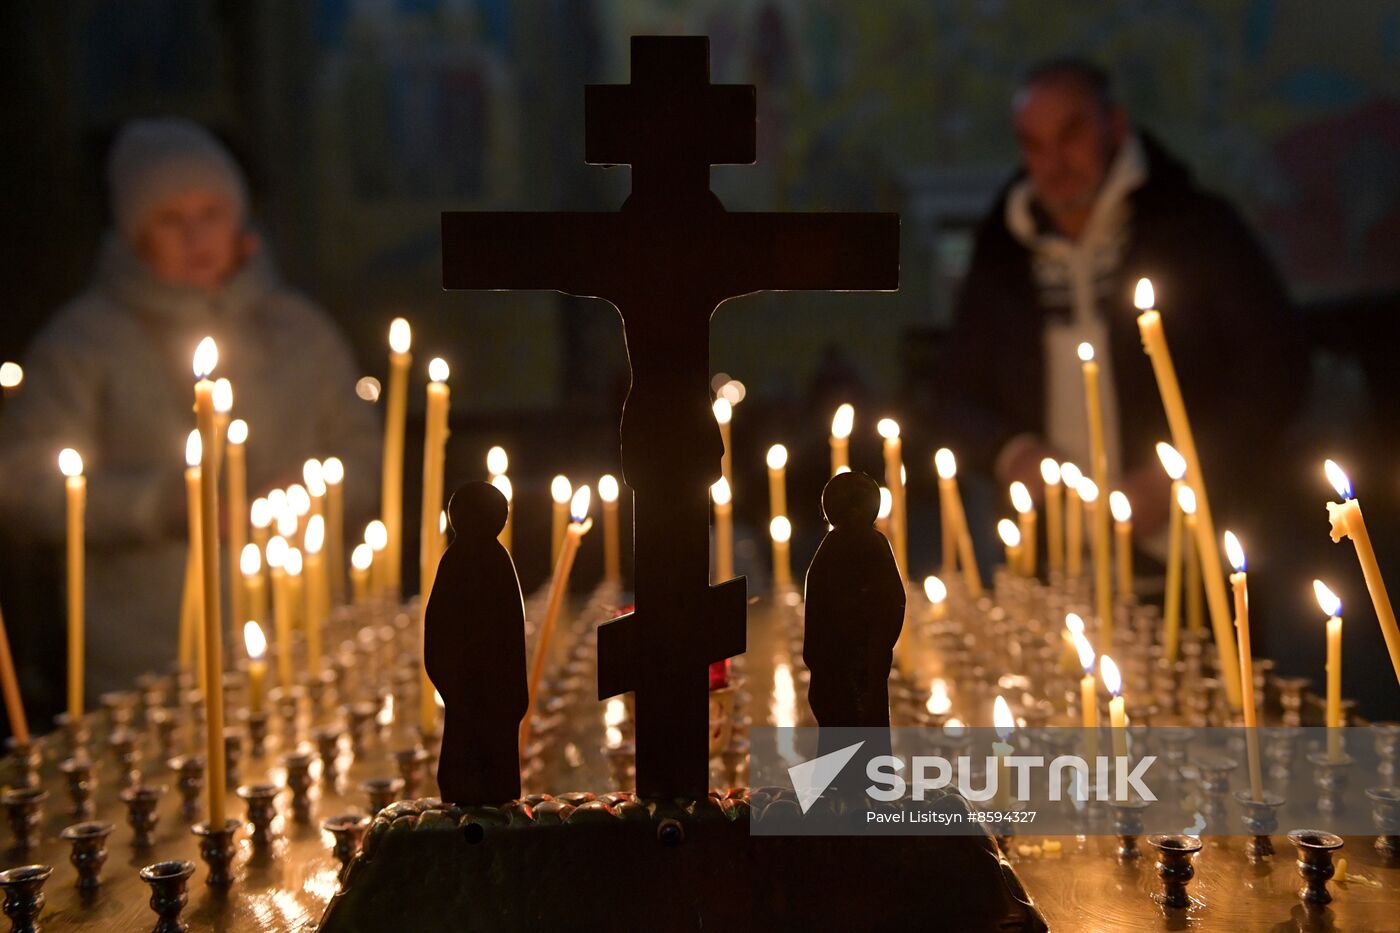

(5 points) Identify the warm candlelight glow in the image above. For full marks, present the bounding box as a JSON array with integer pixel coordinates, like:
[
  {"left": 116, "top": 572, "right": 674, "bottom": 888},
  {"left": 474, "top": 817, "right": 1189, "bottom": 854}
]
[
  {"left": 1072, "top": 631, "right": 1095, "bottom": 673},
  {"left": 304, "top": 514, "right": 325, "bottom": 554},
  {"left": 276, "top": 506, "right": 298, "bottom": 539},
  {"left": 486, "top": 446, "right": 508, "bottom": 476},
  {"left": 1155, "top": 441, "right": 1186, "bottom": 480},
  {"left": 365, "top": 520, "right": 388, "bottom": 552},
  {"left": 719, "top": 379, "right": 746, "bottom": 405},
  {"left": 770, "top": 515, "right": 792, "bottom": 543},
  {"left": 1010, "top": 481, "right": 1032, "bottom": 515},
  {"left": 212, "top": 377, "right": 233, "bottom": 414},
  {"left": 934, "top": 448, "right": 957, "bottom": 480},
  {"left": 598, "top": 474, "right": 619, "bottom": 502},
  {"left": 227, "top": 419, "right": 248, "bottom": 446},
  {"left": 322, "top": 456, "right": 344, "bottom": 485},
  {"left": 766, "top": 444, "right": 788, "bottom": 470},
  {"left": 927, "top": 678, "right": 952, "bottom": 716},
  {"left": 551, "top": 475, "right": 573, "bottom": 504},
  {"left": 185, "top": 429, "right": 202, "bottom": 467},
  {"left": 284, "top": 547, "right": 303, "bottom": 576},
  {"left": 1223, "top": 530, "right": 1245, "bottom": 572},
  {"left": 1314, "top": 580, "right": 1342, "bottom": 618},
  {"left": 1109, "top": 491, "right": 1132, "bottom": 524},
  {"left": 265, "top": 535, "right": 288, "bottom": 569},
  {"left": 303, "top": 458, "right": 324, "bottom": 489},
  {"left": 0, "top": 362, "right": 21, "bottom": 389},
  {"left": 388, "top": 317, "right": 412, "bottom": 354},
  {"left": 243, "top": 621, "right": 267, "bottom": 659},
  {"left": 1065, "top": 611, "right": 1084, "bottom": 636},
  {"left": 58, "top": 448, "right": 83, "bottom": 477},
  {"left": 997, "top": 518, "right": 1021, "bottom": 548},
  {"left": 266, "top": 488, "right": 287, "bottom": 517},
  {"left": 570, "top": 486, "right": 592, "bottom": 523},
  {"left": 993, "top": 694, "right": 1015, "bottom": 739},
  {"left": 877, "top": 417, "right": 900, "bottom": 439},
  {"left": 1076, "top": 341, "right": 1095, "bottom": 362},
  {"left": 240, "top": 542, "right": 261, "bottom": 576},
  {"left": 1060, "top": 461, "right": 1082, "bottom": 487},
  {"left": 1324, "top": 458, "right": 1353, "bottom": 500},
  {"left": 712, "top": 397, "right": 732, "bottom": 425},
  {"left": 287, "top": 484, "right": 311, "bottom": 517},
  {"left": 711, "top": 476, "right": 732, "bottom": 507},
  {"left": 1077, "top": 477, "right": 1099, "bottom": 503},
  {"left": 923, "top": 575, "right": 947, "bottom": 604},
  {"left": 877, "top": 487, "right": 892, "bottom": 520},
  {"left": 1177, "top": 485, "right": 1197, "bottom": 514},
  {"left": 1040, "top": 458, "right": 1061, "bottom": 485},
  {"left": 429, "top": 357, "right": 450, "bottom": 383},
  {"left": 1134, "top": 277, "right": 1155, "bottom": 310},
  {"left": 1100, "top": 654, "right": 1122, "bottom": 696},
  {"left": 351, "top": 543, "right": 373, "bottom": 572},
  {"left": 491, "top": 474, "right": 513, "bottom": 501},
  {"left": 192, "top": 337, "right": 218, "bottom": 378},
  {"left": 831, "top": 404, "right": 854, "bottom": 440}
]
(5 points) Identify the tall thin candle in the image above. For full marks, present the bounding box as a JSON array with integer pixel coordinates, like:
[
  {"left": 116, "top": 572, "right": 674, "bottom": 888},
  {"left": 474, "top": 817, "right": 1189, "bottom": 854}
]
[
  {"left": 712, "top": 478, "right": 734, "bottom": 582},
  {"left": 878, "top": 419, "right": 907, "bottom": 580},
  {"left": 380, "top": 318, "right": 411, "bottom": 601},
  {"left": 1224, "top": 531, "right": 1264, "bottom": 800},
  {"left": 58, "top": 449, "right": 85, "bottom": 722},
  {"left": 225, "top": 420, "right": 249, "bottom": 629},
  {"left": 829, "top": 404, "right": 853, "bottom": 477},
  {"left": 1062, "top": 462, "right": 1084, "bottom": 578},
  {"left": 1158, "top": 444, "right": 1187, "bottom": 661},
  {"left": 935, "top": 449, "right": 982, "bottom": 597},
  {"left": 1110, "top": 491, "right": 1133, "bottom": 601},
  {"left": 770, "top": 516, "right": 793, "bottom": 589},
  {"left": 1078, "top": 342, "right": 1113, "bottom": 649},
  {"left": 1314, "top": 580, "right": 1345, "bottom": 762},
  {"left": 1041, "top": 459, "right": 1063, "bottom": 575},
  {"left": 598, "top": 474, "right": 621, "bottom": 585},
  {"left": 1324, "top": 459, "right": 1400, "bottom": 689},
  {"left": 192, "top": 337, "right": 227, "bottom": 825},
  {"left": 1010, "top": 481, "right": 1036, "bottom": 578},
  {"left": 766, "top": 445, "right": 789, "bottom": 525},
  {"left": 550, "top": 475, "right": 572, "bottom": 567}
]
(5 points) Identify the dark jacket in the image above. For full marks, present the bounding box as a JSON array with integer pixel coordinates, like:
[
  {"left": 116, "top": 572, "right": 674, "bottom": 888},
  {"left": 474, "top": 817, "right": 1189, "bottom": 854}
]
[{"left": 943, "top": 133, "right": 1307, "bottom": 498}]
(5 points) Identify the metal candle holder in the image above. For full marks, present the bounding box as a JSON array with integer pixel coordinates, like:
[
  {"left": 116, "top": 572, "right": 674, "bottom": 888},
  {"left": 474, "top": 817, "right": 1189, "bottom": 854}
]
[
  {"left": 394, "top": 746, "right": 430, "bottom": 799},
  {"left": 139, "top": 859, "right": 195, "bottom": 933},
  {"left": 1234, "top": 790, "right": 1285, "bottom": 861},
  {"left": 60, "top": 820, "right": 113, "bottom": 890},
  {"left": 236, "top": 783, "right": 282, "bottom": 851},
  {"left": 120, "top": 784, "right": 166, "bottom": 849},
  {"left": 191, "top": 818, "right": 240, "bottom": 888},
  {"left": 4, "top": 738, "right": 41, "bottom": 790},
  {"left": 2, "top": 787, "right": 49, "bottom": 852},
  {"left": 362, "top": 776, "right": 405, "bottom": 816},
  {"left": 1365, "top": 786, "right": 1400, "bottom": 858},
  {"left": 107, "top": 728, "right": 141, "bottom": 790},
  {"left": 321, "top": 813, "right": 370, "bottom": 879},
  {"left": 1109, "top": 798, "right": 1150, "bottom": 860},
  {"left": 1286, "top": 829, "right": 1344, "bottom": 906},
  {"left": 1147, "top": 834, "right": 1201, "bottom": 909},
  {"left": 58, "top": 756, "right": 97, "bottom": 821},
  {"left": 167, "top": 755, "right": 206, "bottom": 823},
  {"left": 1306, "top": 751, "right": 1353, "bottom": 816},
  {"left": 282, "top": 748, "right": 316, "bottom": 824},
  {"left": 0, "top": 864, "right": 52, "bottom": 933}
]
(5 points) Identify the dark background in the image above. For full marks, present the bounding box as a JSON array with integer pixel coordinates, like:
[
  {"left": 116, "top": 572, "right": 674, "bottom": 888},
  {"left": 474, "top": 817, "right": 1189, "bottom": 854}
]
[{"left": 2, "top": 1, "right": 1399, "bottom": 724}]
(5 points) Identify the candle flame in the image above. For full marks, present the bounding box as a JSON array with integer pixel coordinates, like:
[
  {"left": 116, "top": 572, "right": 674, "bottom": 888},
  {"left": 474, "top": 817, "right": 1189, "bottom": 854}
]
[
  {"left": 712, "top": 397, "right": 732, "bottom": 425},
  {"left": 265, "top": 535, "right": 288, "bottom": 569},
  {"left": 997, "top": 518, "right": 1021, "bottom": 548},
  {"left": 831, "top": 403, "right": 854, "bottom": 440},
  {"left": 1109, "top": 490, "right": 1132, "bottom": 524},
  {"left": 1077, "top": 478, "right": 1099, "bottom": 503},
  {"left": 711, "top": 477, "right": 732, "bottom": 507},
  {"left": 287, "top": 483, "right": 311, "bottom": 517},
  {"left": 1223, "top": 530, "right": 1245, "bottom": 572},
  {"left": 923, "top": 575, "right": 947, "bottom": 604},
  {"left": 243, "top": 621, "right": 267, "bottom": 660},
  {"left": 766, "top": 444, "right": 789, "bottom": 470},
  {"left": 1039, "top": 458, "right": 1061, "bottom": 485},
  {"left": 212, "top": 377, "right": 233, "bottom": 414},
  {"left": 365, "top": 520, "right": 388, "bottom": 551},
  {"left": 227, "top": 418, "right": 248, "bottom": 445},
  {"left": 877, "top": 487, "right": 892, "bottom": 519},
  {"left": 993, "top": 695, "right": 1015, "bottom": 740},
  {"left": 877, "top": 417, "right": 900, "bottom": 440},
  {"left": 1134, "top": 277, "right": 1155, "bottom": 310},
  {"left": 491, "top": 474, "right": 513, "bottom": 502},
  {"left": 1177, "top": 485, "right": 1197, "bottom": 515},
  {"left": 1065, "top": 611, "right": 1084, "bottom": 636},
  {"left": 185, "top": 430, "right": 202, "bottom": 467},
  {"left": 57, "top": 447, "right": 84, "bottom": 477},
  {"left": 276, "top": 508, "right": 298, "bottom": 539},
  {"left": 1314, "top": 579, "right": 1342, "bottom": 618},
  {"left": 1010, "top": 481, "right": 1033, "bottom": 515},
  {"left": 428, "top": 357, "right": 449, "bottom": 383},
  {"left": 1155, "top": 441, "right": 1186, "bottom": 480},
  {"left": 440, "top": 510, "right": 447, "bottom": 534},
  {"left": 284, "top": 547, "right": 303, "bottom": 576},
  {"left": 266, "top": 488, "right": 287, "bottom": 514},
  {"left": 388, "top": 318, "right": 411, "bottom": 354},
  {"left": 351, "top": 542, "right": 373, "bottom": 572},
  {"left": 1076, "top": 342, "right": 1095, "bottom": 362},
  {"left": 770, "top": 515, "right": 792, "bottom": 543},
  {"left": 570, "top": 485, "right": 592, "bottom": 523},
  {"left": 1072, "top": 630, "right": 1095, "bottom": 674},
  {"left": 486, "top": 446, "right": 508, "bottom": 476},
  {"left": 927, "top": 678, "right": 952, "bottom": 716},
  {"left": 1100, "top": 654, "right": 1122, "bottom": 696},
  {"left": 934, "top": 448, "right": 957, "bottom": 480},
  {"left": 322, "top": 457, "right": 344, "bottom": 485},
  {"left": 551, "top": 475, "right": 573, "bottom": 505},
  {"left": 597, "top": 474, "right": 619, "bottom": 503},
  {"left": 0, "top": 362, "right": 22, "bottom": 389},
  {"left": 943, "top": 718, "right": 966, "bottom": 737},
  {"left": 1324, "top": 459, "right": 1353, "bottom": 500},
  {"left": 604, "top": 696, "right": 626, "bottom": 728},
  {"left": 304, "top": 514, "right": 325, "bottom": 554},
  {"left": 250, "top": 497, "right": 272, "bottom": 529},
  {"left": 1060, "top": 461, "right": 1082, "bottom": 487},
  {"left": 192, "top": 337, "right": 218, "bottom": 379},
  {"left": 240, "top": 542, "right": 262, "bottom": 576}
]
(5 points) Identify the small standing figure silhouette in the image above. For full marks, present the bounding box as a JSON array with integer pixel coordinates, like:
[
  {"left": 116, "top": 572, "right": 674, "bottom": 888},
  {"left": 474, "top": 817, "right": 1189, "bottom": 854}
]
[
  {"left": 803, "top": 472, "right": 906, "bottom": 762},
  {"left": 424, "top": 482, "right": 527, "bottom": 805}
]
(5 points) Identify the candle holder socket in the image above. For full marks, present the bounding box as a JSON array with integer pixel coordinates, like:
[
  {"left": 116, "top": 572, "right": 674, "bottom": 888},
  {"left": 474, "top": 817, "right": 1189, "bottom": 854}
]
[
  {"left": 191, "top": 818, "right": 239, "bottom": 888},
  {"left": 363, "top": 776, "right": 405, "bottom": 816},
  {"left": 5, "top": 738, "right": 41, "bottom": 790},
  {"left": 1110, "top": 798, "right": 1150, "bottom": 860},
  {"left": 236, "top": 783, "right": 281, "bottom": 851},
  {"left": 58, "top": 756, "right": 97, "bottom": 820},
  {"left": 1234, "top": 790, "right": 1285, "bottom": 861},
  {"left": 282, "top": 748, "right": 316, "bottom": 824},
  {"left": 121, "top": 784, "right": 166, "bottom": 848},
  {"left": 60, "top": 820, "right": 113, "bottom": 890},
  {"left": 1306, "top": 751, "right": 1352, "bottom": 816},
  {"left": 2, "top": 787, "right": 48, "bottom": 852},
  {"left": 1147, "top": 834, "right": 1201, "bottom": 909},
  {"left": 1365, "top": 786, "right": 1400, "bottom": 858},
  {"left": 0, "top": 864, "right": 52, "bottom": 933},
  {"left": 322, "top": 813, "right": 370, "bottom": 879},
  {"left": 140, "top": 859, "right": 195, "bottom": 933},
  {"left": 1286, "top": 829, "right": 1344, "bottom": 906},
  {"left": 167, "top": 755, "right": 205, "bottom": 823}
]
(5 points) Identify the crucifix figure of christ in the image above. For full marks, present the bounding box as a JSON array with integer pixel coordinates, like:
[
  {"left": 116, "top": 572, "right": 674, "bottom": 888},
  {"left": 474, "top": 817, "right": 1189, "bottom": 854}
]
[{"left": 442, "top": 35, "right": 899, "bottom": 799}]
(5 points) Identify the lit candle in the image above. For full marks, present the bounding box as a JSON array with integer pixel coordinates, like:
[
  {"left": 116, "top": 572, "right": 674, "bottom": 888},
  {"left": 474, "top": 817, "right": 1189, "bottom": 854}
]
[
  {"left": 303, "top": 515, "right": 328, "bottom": 675},
  {"left": 935, "top": 449, "right": 983, "bottom": 597},
  {"left": 211, "top": 378, "right": 232, "bottom": 475},
  {"left": 0, "top": 602, "right": 29, "bottom": 743},
  {"left": 0, "top": 362, "right": 22, "bottom": 394},
  {"left": 997, "top": 518, "right": 1022, "bottom": 575},
  {"left": 766, "top": 444, "right": 789, "bottom": 525},
  {"left": 1224, "top": 531, "right": 1264, "bottom": 799},
  {"left": 550, "top": 475, "right": 572, "bottom": 566},
  {"left": 1041, "top": 458, "right": 1063, "bottom": 575},
  {"left": 1078, "top": 476, "right": 1107, "bottom": 640},
  {"left": 284, "top": 547, "right": 304, "bottom": 673},
  {"left": 243, "top": 621, "right": 267, "bottom": 715},
  {"left": 829, "top": 404, "right": 853, "bottom": 477},
  {"left": 523, "top": 487, "right": 593, "bottom": 750},
  {"left": 713, "top": 397, "right": 733, "bottom": 487},
  {"left": 770, "top": 516, "right": 793, "bottom": 589},
  {"left": 249, "top": 496, "right": 272, "bottom": 559},
  {"left": 321, "top": 456, "right": 346, "bottom": 607},
  {"left": 303, "top": 457, "right": 326, "bottom": 540},
  {"left": 993, "top": 695, "right": 1015, "bottom": 811},
  {"left": 924, "top": 575, "right": 948, "bottom": 622},
  {"left": 489, "top": 474, "right": 513, "bottom": 555},
  {"left": 283, "top": 485, "right": 307, "bottom": 547},
  {"left": 1072, "top": 629, "right": 1098, "bottom": 763},
  {"left": 1180, "top": 486, "right": 1204, "bottom": 634},
  {"left": 486, "top": 445, "right": 508, "bottom": 480},
  {"left": 878, "top": 419, "right": 907, "bottom": 580},
  {"left": 350, "top": 543, "right": 372, "bottom": 608},
  {"left": 419, "top": 358, "right": 451, "bottom": 620},
  {"left": 1078, "top": 343, "right": 1113, "bottom": 650},
  {"left": 1010, "top": 481, "right": 1036, "bottom": 578},
  {"left": 712, "top": 477, "right": 734, "bottom": 582},
  {"left": 192, "top": 337, "right": 227, "bottom": 824},
  {"left": 1324, "top": 459, "right": 1400, "bottom": 689},
  {"left": 598, "top": 474, "right": 620, "bottom": 584},
  {"left": 1157, "top": 443, "right": 1187, "bottom": 661},
  {"left": 378, "top": 318, "right": 411, "bottom": 603},
  {"left": 179, "top": 432, "right": 204, "bottom": 679},
  {"left": 364, "top": 520, "right": 388, "bottom": 599},
  {"left": 58, "top": 448, "right": 85, "bottom": 722},
  {"left": 240, "top": 543, "right": 266, "bottom": 636},
  {"left": 221, "top": 421, "right": 250, "bottom": 638},
  {"left": 875, "top": 486, "right": 892, "bottom": 538},
  {"left": 1061, "top": 462, "right": 1084, "bottom": 578},
  {"left": 1100, "top": 654, "right": 1127, "bottom": 761},
  {"left": 1314, "top": 580, "right": 1344, "bottom": 762},
  {"left": 1110, "top": 491, "right": 1133, "bottom": 600},
  {"left": 265, "top": 535, "right": 291, "bottom": 688},
  {"left": 1134, "top": 279, "right": 1240, "bottom": 710}
]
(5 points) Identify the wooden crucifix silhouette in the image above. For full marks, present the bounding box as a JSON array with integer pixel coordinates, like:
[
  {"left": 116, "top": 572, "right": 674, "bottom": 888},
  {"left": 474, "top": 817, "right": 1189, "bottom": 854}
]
[{"left": 442, "top": 35, "right": 899, "bottom": 799}]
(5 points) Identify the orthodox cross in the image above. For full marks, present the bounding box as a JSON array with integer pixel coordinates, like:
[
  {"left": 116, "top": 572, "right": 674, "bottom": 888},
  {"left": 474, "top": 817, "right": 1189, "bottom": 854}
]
[{"left": 442, "top": 35, "right": 899, "bottom": 798}]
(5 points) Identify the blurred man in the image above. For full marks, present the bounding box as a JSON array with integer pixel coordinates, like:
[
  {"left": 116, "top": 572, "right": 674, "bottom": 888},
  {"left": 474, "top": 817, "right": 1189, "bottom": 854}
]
[
  {"left": 945, "top": 59, "right": 1305, "bottom": 537},
  {"left": 0, "top": 118, "right": 379, "bottom": 696}
]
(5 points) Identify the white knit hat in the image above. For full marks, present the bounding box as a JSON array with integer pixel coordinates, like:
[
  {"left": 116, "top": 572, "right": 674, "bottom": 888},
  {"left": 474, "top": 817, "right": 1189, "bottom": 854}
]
[{"left": 107, "top": 118, "right": 248, "bottom": 241}]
